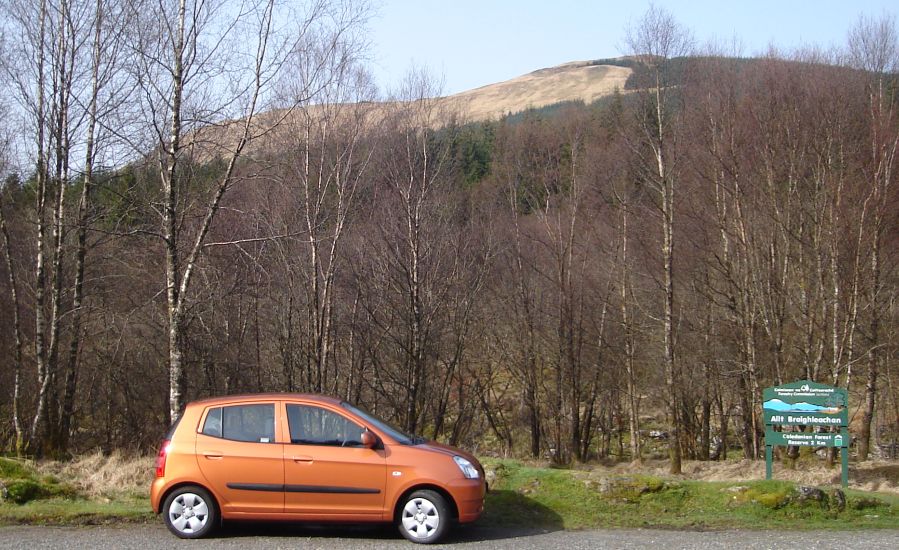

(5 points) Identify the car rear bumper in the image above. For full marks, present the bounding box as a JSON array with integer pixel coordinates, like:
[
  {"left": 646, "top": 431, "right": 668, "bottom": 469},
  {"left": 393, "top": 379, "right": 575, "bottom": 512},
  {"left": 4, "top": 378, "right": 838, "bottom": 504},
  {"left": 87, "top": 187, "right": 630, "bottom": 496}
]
[{"left": 150, "top": 477, "right": 166, "bottom": 514}]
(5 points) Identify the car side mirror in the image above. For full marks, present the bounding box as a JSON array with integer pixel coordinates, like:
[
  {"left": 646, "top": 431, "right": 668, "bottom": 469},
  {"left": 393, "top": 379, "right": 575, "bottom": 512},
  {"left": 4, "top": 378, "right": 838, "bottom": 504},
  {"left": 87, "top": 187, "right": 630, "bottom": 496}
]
[{"left": 361, "top": 429, "right": 378, "bottom": 449}]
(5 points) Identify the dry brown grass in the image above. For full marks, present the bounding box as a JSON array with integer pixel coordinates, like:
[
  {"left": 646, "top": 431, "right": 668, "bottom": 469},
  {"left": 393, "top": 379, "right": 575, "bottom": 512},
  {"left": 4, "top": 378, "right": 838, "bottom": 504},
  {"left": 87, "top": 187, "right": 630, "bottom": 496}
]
[
  {"left": 448, "top": 62, "right": 632, "bottom": 122},
  {"left": 34, "top": 452, "right": 153, "bottom": 500},
  {"left": 580, "top": 458, "right": 899, "bottom": 494}
]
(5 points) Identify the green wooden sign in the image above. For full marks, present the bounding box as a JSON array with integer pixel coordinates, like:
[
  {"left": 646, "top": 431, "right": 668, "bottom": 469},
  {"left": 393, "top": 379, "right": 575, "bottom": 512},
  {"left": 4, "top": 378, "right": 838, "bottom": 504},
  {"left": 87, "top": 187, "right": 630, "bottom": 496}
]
[
  {"left": 763, "top": 411, "right": 846, "bottom": 427},
  {"left": 763, "top": 380, "right": 848, "bottom": 424},
  {"left": 766, "top": 429, "right": 848, "bottom": 448},
  {"left": 762, "top": 380, "right": 849, "bottom": 487}
]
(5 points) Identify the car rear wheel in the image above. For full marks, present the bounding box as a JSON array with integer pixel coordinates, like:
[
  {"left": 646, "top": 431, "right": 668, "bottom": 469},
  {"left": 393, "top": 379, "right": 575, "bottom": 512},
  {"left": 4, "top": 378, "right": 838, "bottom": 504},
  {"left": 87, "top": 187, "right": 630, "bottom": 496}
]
[
  {"left": 397, "top": 490, "right": 450, "bottom": 544},
  {"left": 162, "top": 485, "right": 217, "bottom": 539}
]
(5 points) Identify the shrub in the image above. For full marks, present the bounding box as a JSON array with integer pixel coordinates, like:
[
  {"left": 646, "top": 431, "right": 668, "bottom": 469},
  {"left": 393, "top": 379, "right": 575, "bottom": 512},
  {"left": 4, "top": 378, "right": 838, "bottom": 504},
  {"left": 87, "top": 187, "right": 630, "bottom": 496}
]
[
  {"left": 5, "top": 480, "right": 47, "bottom": 505},
  {"left": 0, "top": 458, "right": 79, "bottom": 504}
]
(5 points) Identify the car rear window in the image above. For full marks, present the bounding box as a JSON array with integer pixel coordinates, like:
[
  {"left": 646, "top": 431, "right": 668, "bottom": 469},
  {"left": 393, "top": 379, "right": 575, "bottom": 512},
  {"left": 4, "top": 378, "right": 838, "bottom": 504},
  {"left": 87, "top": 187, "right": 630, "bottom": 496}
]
[
  {"left": 201, "top": 407, "right": 222, "bottom": 437},
  {"left": 201, "top": 404, "right": 275, "bottom": 443}
]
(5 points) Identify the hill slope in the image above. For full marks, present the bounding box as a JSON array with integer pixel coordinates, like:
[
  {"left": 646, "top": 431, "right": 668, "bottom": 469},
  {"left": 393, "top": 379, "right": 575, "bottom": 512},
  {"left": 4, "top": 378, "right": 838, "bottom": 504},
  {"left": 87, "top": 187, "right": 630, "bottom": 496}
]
[
  {"left": 445, "top": 61, "right": 631, "bottom": 121},
  {"left": 191, "top": 60, "right": 633, "bottom": 159}
]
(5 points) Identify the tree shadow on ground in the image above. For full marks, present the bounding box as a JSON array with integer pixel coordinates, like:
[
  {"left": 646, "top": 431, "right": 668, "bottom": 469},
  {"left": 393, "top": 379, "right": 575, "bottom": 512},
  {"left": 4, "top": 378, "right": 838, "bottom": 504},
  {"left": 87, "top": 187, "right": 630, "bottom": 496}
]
[{"left": 215, "top": 489, "right": 563, "bottom": 543}]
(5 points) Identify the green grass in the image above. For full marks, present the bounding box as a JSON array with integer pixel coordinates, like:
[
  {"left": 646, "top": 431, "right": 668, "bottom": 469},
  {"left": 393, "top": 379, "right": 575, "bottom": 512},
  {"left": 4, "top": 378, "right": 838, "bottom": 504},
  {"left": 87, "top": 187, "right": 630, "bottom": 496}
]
[
  {"left": 3, "top": 456, "right": 898, "bottom": 530},
  {"left": 0, "top": 497, "right": 152, "bottom": 525},
  {"left": 0, "top": 457, "right": 152, "bottom": 525},
  {"left": 0, "top": 458, "right": 79, "bottom": 505},
  {"left": 482, "top": 459, "right": 899, "bottom": 530},
  {"left": 0, "top": 458, "right": 31, "bottom": 479}
]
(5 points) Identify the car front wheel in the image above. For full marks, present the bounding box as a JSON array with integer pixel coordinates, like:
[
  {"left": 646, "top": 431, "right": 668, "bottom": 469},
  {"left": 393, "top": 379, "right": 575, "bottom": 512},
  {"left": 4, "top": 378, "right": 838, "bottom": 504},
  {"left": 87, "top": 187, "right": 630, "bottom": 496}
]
[
  {"left": 397, "top": 489, "right": 450, "bottom": 544},
  {"left": 162, "top": 485, "right": 218, "bottom": 539}
]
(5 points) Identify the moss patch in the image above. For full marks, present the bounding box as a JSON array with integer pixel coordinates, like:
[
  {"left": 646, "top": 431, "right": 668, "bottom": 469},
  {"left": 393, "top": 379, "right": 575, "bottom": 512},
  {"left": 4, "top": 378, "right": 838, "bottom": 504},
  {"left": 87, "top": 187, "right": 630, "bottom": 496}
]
[{"left": 734, "top": 481, "right": 795, "bottom": 509}]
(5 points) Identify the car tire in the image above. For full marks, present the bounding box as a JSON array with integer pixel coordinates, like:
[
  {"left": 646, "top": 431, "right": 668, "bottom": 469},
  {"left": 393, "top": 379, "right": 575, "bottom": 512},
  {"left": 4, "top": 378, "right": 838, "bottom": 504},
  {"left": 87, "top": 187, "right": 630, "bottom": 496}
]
[
  {"left": 162, "top": 485, "right": 218, "bottom": 539},
  {"left": 397, "top": 489, "right": 451, "bottom": 544}
]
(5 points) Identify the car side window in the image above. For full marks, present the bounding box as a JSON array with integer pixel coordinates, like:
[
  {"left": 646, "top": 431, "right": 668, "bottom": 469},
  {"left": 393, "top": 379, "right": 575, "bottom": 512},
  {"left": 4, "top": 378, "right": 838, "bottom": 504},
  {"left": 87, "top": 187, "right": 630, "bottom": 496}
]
[
  {"left": 202, "top": 404, "right": 275, "bottom": 443},
  {"left": 287, "top": 404, "right": 364, "bottom": 446},
  {"left": 201, "top": 407, "right": 222, "bottom": 437}
]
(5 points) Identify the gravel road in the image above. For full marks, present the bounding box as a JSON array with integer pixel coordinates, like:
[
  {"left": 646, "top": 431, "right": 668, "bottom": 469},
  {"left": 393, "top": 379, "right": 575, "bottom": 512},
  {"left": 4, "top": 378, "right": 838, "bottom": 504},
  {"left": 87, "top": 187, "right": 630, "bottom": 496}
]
[{"left": 2, "top": 523, "right": 899, "bottom": 549}]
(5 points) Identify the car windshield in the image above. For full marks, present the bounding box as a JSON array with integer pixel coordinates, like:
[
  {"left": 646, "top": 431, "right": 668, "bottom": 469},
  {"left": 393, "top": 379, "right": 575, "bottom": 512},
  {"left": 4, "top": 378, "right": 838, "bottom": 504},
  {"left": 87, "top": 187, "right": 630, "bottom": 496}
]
[{"left": 341, "top": 402, "right": 422, "bottom": 445}]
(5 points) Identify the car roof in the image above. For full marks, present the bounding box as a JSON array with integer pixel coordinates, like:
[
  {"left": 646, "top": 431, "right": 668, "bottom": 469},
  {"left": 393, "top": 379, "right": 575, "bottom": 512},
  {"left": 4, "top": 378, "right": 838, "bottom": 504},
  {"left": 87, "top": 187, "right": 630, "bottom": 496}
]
[{"left": 187, "top": 393, "right": 343, "bottom": 408}]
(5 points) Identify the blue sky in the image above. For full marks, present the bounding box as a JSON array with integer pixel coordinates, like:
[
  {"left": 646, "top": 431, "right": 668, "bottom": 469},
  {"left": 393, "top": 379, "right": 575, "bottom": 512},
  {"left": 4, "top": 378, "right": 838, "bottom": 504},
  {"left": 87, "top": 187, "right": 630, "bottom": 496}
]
[{"left": 369, "top": 0, "right": 899, "bottom": 95}]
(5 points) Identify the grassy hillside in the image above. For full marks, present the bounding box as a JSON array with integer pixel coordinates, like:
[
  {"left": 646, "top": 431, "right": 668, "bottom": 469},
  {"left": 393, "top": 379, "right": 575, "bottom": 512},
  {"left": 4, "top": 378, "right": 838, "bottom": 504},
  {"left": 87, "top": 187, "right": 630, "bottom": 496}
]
[
  {"left": 444, "top": 60, "right": 632, "bottom": 121},
  {"left": 483, "top": 460, "right": 898, "bottom": 530}
]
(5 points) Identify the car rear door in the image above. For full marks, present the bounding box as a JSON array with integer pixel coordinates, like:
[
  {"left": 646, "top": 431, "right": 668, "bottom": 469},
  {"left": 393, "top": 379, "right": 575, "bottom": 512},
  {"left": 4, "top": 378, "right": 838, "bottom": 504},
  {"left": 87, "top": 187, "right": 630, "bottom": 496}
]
[
  {"left": 195, "top": 401, "right": 284, "bottom": 514},
  {"left": 282, "top": 401, "right": 386, "bottom": 517}
]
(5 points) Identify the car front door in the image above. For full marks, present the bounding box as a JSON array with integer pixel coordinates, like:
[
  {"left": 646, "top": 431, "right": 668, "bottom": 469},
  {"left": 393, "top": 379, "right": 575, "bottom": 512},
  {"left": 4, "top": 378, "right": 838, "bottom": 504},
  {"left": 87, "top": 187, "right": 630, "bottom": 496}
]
[
  {"left": 283, "top": 402, "right": 386, "bottom": 517},
  {"left": 195, "top": 402, "right": 284, "bottom": 515}
]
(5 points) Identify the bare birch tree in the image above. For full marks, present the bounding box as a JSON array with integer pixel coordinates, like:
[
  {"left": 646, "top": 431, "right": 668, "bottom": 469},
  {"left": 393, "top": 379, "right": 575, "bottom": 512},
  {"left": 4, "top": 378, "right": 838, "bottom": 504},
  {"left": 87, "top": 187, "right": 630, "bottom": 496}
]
[
  {"left": 609, "top": 150, "right": 642, "bottom": 462},
  {"left": 624, "top": 5, "right": 693, "bottom": 474},
  {"left": 126, "top": 0, "right": 362, "bottom": 422},
  {"left": 495, "top": 122, "right": 545, "bottom": 458},
  {"left": 0, "top": 107, "right": 27, "bottom": 455},
  {"left": 847, "top": 13, "right": 899, "bottom": 461},
  {"left": 2, "top": 0, "right": 97, "bottom": 455},
  {"left": 376, "top": 70, "right": 450, "bottom": 434},
  {"left": 271, "top": 17, "right": 374, "bottom": 394},
  {"left": 55, "top": 0, "right": 131, "bottom": 453},
  {"left": 354, "top": 69, "right": 486, "bottom": 435}
]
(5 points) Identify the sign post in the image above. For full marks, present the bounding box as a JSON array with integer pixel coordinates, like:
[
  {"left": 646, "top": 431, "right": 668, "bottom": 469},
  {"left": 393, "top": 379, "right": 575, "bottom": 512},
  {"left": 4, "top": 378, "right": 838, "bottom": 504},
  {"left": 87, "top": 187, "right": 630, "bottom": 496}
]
[{"left": 762, "top": 380, "right": 849, "bottom": 487}]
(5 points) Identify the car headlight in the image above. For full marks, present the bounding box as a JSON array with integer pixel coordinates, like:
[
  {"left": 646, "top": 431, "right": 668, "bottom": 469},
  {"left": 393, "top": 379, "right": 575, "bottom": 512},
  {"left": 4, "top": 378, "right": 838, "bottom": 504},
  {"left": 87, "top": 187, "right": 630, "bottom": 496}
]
[{"left": 453, "top": 456, "right": 479, "bottom": 479}]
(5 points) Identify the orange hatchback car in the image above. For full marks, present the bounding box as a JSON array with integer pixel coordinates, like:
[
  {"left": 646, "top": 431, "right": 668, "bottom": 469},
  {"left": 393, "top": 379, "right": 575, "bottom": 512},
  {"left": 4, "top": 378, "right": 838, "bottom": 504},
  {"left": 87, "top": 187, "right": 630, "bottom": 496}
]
[{"left": 151, "top": 394, "right": 486, "bottom": 543}]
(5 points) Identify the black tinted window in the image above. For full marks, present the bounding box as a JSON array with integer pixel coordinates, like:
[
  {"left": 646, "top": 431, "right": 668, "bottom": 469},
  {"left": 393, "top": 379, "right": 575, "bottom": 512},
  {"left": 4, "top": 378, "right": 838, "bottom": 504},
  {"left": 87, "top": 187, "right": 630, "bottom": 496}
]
[
  {"left": 202, "top": 404, "right": 275, "bottom": 443},
  {"left": 287, "top": 404, "right": 363, "bottom": 446},
  {"left": 201, "top": 407, "right": 222, "bottom": 437}
]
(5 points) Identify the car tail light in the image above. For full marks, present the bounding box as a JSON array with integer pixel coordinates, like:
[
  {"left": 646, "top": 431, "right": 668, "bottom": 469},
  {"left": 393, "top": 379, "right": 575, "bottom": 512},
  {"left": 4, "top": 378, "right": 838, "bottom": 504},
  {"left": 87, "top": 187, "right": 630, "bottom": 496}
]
[{"left": 155, "top": 440, "right": 171, "bottom": 478}]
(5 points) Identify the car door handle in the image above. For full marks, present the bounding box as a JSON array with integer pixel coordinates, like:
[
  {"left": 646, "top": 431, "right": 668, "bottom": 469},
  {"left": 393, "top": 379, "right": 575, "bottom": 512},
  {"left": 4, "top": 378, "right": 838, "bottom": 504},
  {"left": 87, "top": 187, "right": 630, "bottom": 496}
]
[
  {"left": 291, "top": 455, "right": 313, "bottom": 463},
  {"left": 202, "top": 451, "right": 223, "bottom": 459}
]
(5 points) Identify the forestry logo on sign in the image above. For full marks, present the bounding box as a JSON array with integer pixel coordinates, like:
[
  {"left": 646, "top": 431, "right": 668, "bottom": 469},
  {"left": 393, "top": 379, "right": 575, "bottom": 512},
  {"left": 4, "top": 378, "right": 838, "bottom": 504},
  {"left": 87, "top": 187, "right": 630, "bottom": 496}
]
[{"left": 763, "top": 380, "right": 848, "bottom": 426}]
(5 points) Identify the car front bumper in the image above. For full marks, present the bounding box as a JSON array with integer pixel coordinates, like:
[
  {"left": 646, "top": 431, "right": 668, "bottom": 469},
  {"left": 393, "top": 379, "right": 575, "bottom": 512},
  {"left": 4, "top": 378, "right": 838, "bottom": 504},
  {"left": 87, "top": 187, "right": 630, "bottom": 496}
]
[{"left": 451, "top": 478, "right": 486, "bottom": 523}]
